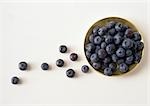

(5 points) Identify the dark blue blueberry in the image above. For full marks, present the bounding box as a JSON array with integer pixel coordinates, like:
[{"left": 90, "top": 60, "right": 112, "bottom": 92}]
[
  {"left": 85, "top": 43, "right": 95, "bottom": 52},
  {"left": 103, "top": 57, "right": 111, "bottom": 64},
  {"left": 122, "top": 25, "right": 128, "bottom": 32},
  {"left": 41, "top": 63, "right": 49, "bottom": 70},
  {"left": 94, "top": 36, "right": 103, "bottom": 45},
  {"left": 125, "top": 55, "right": 134, "bottom": 65},
  {"left": 122, "top": 38, "right": 134, "bottom": 49},
  {"left": 136, "top": 41, "right": 144, "bottom": 50},
  {"left": 105, "top": 35, "right": 113, "bottom": 44},
  {"left": 116, "top": 47, "right": 125, "bottom": 58},
  {"left": 134, "top": 52, "right": 142, "bottom": 63},
  {"left": 92, "top": 26, "right": 99, "bottom": 35},
  {"left": 125, "top": 29, "right": 133, "bottom": 38},
  {"left": 11, "top": 76, "right": 20, "bottom": 84},
  {"left": 66, "top": 69, "right": 75, "bottom": 78},
  {"left": 101, "top": 42, "right": 107, "bottom": 49},
  {"left": 106, "top": 44, "right": 116, "bottom": 54},
  {"left": 19, "top": 61, "right": 28, "bottom": 70},
  {"left": 95, "top": 46, "right": 101, "bottom": 53},
  {"left": 117, "top": 59, "right": 125, "bottom": 64},
  {"left": 109, "top": 63, "right": 117, "bottom": 72},
  {"left": 89, "top": 34, "right": 96, "bottom": 43},
  {"left": 108, "top": 28, "right": 116, "bottom": 36},
  {"left": 85, "top": 51, "right": 91, "bottom": 59},
  {"left": 81, "top": 65, "right": 89, "bottom": 73},
  {"left": 114, "top": 34, "right": 123, "bottom": 44},
  {"left": 92, "top": 62, "right": 101, "bottom": 70},
  {"left": 133, "top": 32, "right": 141, "bottom": 41},
  {"left": 106, "top": 21, "right": 116, "bottom": 29},
  {"left": 101, "top": 63, "right": 109, "bottom": 70},
  {"left": 70, "top": 53, "right": 78, "bottom": 61},
  {"left": 98, "top": 27, "right": 106, "bottom": 36},
  {"left": 56, "top": 59, "right": 64, "bottom": 67},
  {"left": 111, "top": 54, "right": 119, "bottom": 62},
  {"left": 59, "top": 45, "right": 67, "bottom": 53},
  {"left": 119, "top": 63, "right": 129, "bottom": 73},
  {"left": 90, "top": 53, "right": 99, "bottom": 63},
  {"left": 104, "top": 68, "right": 113, "bottom": 76},
  {"left": 126, "top": 49, "right": 132, "bottom": 57},
  {"left": 98, "top": 49, "right": 107, "bottom": 59},
  {"left": 115, "top": 22, "right": 123, "bottom": 32}
]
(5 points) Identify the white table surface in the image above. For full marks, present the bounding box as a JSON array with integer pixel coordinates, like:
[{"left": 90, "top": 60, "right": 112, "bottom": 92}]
[{"left": 0, "top": 1, "right": 149, "bottom": 106}]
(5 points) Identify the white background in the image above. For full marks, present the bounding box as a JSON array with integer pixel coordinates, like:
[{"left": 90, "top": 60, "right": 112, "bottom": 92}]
[{"left": 0, "top": 0, "right": 149, "bottom": 106}]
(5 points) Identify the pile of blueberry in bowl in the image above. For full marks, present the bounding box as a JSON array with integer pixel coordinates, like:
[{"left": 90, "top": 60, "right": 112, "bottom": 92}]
[{"left": 84, "top": 17, "right": 144, "bottom": 76}]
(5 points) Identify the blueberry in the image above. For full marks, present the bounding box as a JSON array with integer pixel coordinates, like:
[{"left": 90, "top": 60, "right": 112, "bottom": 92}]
[
  {"left": 95, "top": 46, "right": 101, "bottom": 53},
  {"left": 92, "top": 26, "right": 99, "bottom": 35},
  {"left": 104, "top": 68, "right": 112, "bottom": 76},
  {"left": 70, "top": 53, "right": 78, "bottom": 61},
  {"left": 94, "top": 36, "right": 103, "bottom": 45},
  {"left": 103, "top": 57, "right": 111, "bottom": 64},
  {"left": 19, "top": 61, "right": 28, "bottom": 70},
  {"left": 108, "top": 28, "right": 116, "bottom": 36},
  {"left": 98, "top": 49, "right": 107, "bottom": 59},
  {"left": 136, "top": 41, "right": 144, "bottom": 50},
  {"left": 92, "top": 62, "right": 101, "bottom": 70},
  {"left": 85, "top": 43, "right": 95, "bottom": 52},
  {"left": 41, "top": 63, "right": 49, "bottom": 70},
  {"left": 90, "top": 53, "right": 99, "bottom": 63},
  {"left": 101, "top": 42, "right": 107, "bottom": 49},
  {"left": 122, "top": 38, "right": 134, "bottom": 49},
  {"left": 134, "top": 52, "right": 142, "bottom": 63},
  {"left": 11, "top": 76, "right": 20, "bottom": 84},
  {"left": 125, "top": 29, "right": 133, "bottom": 38},
  {"left": 122, "top": 25, "right": 128, "bottom": 32},
  {"left": 89, "top": 34, "right": 96, "bottom": 43},
  {"left": 114, "top": 34, "right": 122, "bottom": 44},
  {"left": 117, "top": 59, "right": 125, "bottom": 64},
  {"left": 125, "top": 55, "right": 134, "bottom": 65},
  {"left": 126, "top": 49, "right": 132, "bottom": 56},
  {"left": 109, "top": 63, "right": 117, "bottom": 71},
  {"left": 59, "top": 45, "right": 67, "bottom": 53},
  {"left": 56, "top": 59, "right": 64, "bottom": 67},
  {"left": 116, "top": 47, "right": 125, "bottom": 58},
  {"left": 111, "top": 54, "right": 118, "bottom": 62},
  {"left": 119, "top": 63, "right": 129, "bottom": 73},
  {"left": 106, "top": 44, "right": 116, "bottom": 54},
  {"left": 85, "top": 51, "right": 91, "bottom": 59},
  {"left": 105, "top": 35, "right": 113, "bottom": 44},
  {"left": 81, "top": 65, "right": 89, "bottom": 73},
  {"left": 66, "top": 69, "right": 75, "bottom": 78},
  {"left": 98, "top": 27, "right": 106, "bottom": 36},
  {"left": 106, "top": 21, "right": 116, "bottom": 29},
  {"left": 133, "top": 32, "right": 141, "bottom": 41},
  {"left": 101, "top": 62, "right": 109, "bottom": 70},
  {"left": 115, "top": 22, "right": 123, "bottom": 32}
]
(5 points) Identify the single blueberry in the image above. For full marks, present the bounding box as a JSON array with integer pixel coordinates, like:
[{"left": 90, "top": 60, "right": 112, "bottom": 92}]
[
  {"left": 11, "top": 76, "right": 20, "bottom": 84},
  {"left": 104, "top": 68, "right": 113, "bottom": 76},
  {"left": 125, "top": 29, "right": 133, "bottom": 38},
  {"left": 119, "top": 63, "right": 129, "bottom": 73},
  {"left": 101, "top": 42, "right": 107, "bottom": 49},
  {"left": 92, "top": 62, "right": 101, "bottom": 70},
  {"left": 85, "top": 51, "right": 91, "bottom": 59},
  {"left": 134, "top": 52, "right": 142, "bottom": 63},
  {"left": 94, "top": 36, "right": 103, "bottom": 45},
  {"left": 109, "top": 63, "right": 117, "bottom": 72},
  {"left": 126, "top": 49, "right": 132, "bottom": 56},
  {"left": 133, "top": 32, "right": 141, "bottom": 41},
  {"left": 114, "top": 34, "right": 123, "bottom": 44},
  {"left": 105, "top": 35, "right": 113, "bottom": 44},
  {"left": 111, "top": 54, "right": 119, "bottom": 62},
  {"left": 106, "top": 44, "right": 116, "bottom": 54},
  {"left": 136, "top": 41, "right": 144, "bottom": 50},
  {"left": 108, "top": 28, "right": 116, "bottom": 36},
  {"left": 41, "top": 63, "right": 49, "bottom": 70},
  {"left": 106, "top": 21, "right": 116, "bottom": 29},
  {"left": 125, "top": 55, "right": 134, "bottom": 65},
  {"left": 19, "top": 61, "right": 28, "bottom": 70},
  {"left": 98, "top": 27, "right": 107, "bottom": 36},
  {"left": 59, "top": 45, "right": 67, "bottom": 53},
  {"left": 66, "top": 69, "right": 75, "bottom": 78},
  {"left": 85, "top": 43, "right": 95, "bottom": 52},
  {"left": 115, "top": 22, "right": 123, "bottom": 32},
  {"left": 70, "top": 53, "right": 78, "bottom": 61},
  {"left": 81, "top": 65, "right": 89, "bottom": 73},
  {"left": 116, "top": 47, "right": 125, "bottom": 58},
  {"left": 103, "top": 57, "right": 111, "bottom": 64},
  {"left": 90, "top": 53, "right": 99, "bottom": 63},
  {"left": 95, "top": 46, "right": 101, "bottom": 53},
  {"left": 89, "top": 34, "right": 96, "bottom": 43},
  {"left": 56, "top": 59, "right": 64, "bottom": 67},
  {"left": 92, "top": 26, "right": 99, "bottom": 35},
  {"left": 98, "top": 49, "right": 107, "bottom": 59},
  {"left": 122, "top": 38, "right": 134, "bottom": 49}
]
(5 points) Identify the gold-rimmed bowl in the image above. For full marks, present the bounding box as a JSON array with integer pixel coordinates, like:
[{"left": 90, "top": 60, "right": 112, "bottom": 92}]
[{"left": 84, "top": 17, "right": 144, "bottom": 76}]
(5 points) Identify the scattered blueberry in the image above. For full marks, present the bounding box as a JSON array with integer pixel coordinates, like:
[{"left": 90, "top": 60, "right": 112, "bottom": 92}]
[
  {"left": 104, "top": 68, "right": 112, "bottom": 76},
  {"left": 66, "top": 69, "right": 75, "bottom": 78},
  {"left": 56, "top": 59, "right": 64, "bottom": 67},
  {"left": 81, "top": 65, "right": 89, "bottom": 73},
  {"left": 19, "top": 61, "right": 28, "bottom": 70},
  {"left": 59, "top": 45, "right": 67, "bottom": 53},
  {"left": 70, "top": 53, "right": 78, "bottom": 61},
  {"left": 41, "top": 63, "right": 49, "bottom": 70},
  {"left": 11, "top": 76, "right": 20, "bottom": 84}
]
